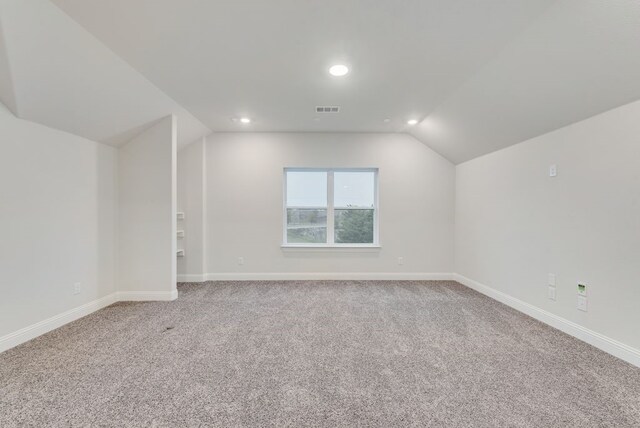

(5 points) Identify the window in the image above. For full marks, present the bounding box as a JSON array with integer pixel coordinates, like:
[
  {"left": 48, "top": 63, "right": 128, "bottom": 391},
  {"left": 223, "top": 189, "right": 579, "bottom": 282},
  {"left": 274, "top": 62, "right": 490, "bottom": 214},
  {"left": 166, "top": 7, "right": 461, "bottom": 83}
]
[{"left": 284, "top": 168, "right": 378, "bottom": 246}]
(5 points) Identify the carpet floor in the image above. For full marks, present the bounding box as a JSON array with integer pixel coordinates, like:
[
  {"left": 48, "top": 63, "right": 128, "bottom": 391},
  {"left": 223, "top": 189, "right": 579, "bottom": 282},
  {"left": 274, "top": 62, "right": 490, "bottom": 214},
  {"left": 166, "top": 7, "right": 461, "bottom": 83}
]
[{"left": 1, "top": 280, "right": 639, "bottom": 427}]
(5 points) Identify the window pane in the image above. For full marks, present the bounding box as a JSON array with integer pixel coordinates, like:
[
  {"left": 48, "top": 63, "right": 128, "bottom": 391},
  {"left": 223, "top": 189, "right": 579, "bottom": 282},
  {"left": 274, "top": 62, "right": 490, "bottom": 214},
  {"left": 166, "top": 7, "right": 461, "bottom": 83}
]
[
  {"left": 286, "top": 171, "right": 327, "bottom": 207},
  {"left": 334, "top": 171, "right": 375, "bottom": 208},
  {"left": 334, "top": 208, "right": 374, "bottom": 244},
  {"left": 287, "top": 208, "right": 327, "bottom": 243}
]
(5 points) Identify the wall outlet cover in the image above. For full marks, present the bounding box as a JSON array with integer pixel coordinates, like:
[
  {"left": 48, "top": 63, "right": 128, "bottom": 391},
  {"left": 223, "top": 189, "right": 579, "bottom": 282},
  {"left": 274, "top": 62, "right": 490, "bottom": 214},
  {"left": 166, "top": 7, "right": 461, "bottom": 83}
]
[
  {"left": 577, "top": 295, "right": 588, "bottom": 312},
  {"left": 577, "top": 283, "right": 587, "bottom": 296},
  {"left": 548, "top": 286, "right": 556, "bottom": 301}
]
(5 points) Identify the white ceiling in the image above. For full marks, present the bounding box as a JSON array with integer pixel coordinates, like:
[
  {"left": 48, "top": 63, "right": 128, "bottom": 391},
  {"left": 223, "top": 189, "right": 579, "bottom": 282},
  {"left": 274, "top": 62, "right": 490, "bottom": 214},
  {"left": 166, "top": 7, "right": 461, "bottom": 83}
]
[
  {"left": 47, "top": 0, "right": 555, "bottom": 161},
  {"left": 5, "top": 0, "right": 640, "bottom": 162},
  {"left": 0, "top": 0, "right": 210, "bottom": 148},
  {"left": 411, "top": 0, "right": 640, "bottom": 162}
]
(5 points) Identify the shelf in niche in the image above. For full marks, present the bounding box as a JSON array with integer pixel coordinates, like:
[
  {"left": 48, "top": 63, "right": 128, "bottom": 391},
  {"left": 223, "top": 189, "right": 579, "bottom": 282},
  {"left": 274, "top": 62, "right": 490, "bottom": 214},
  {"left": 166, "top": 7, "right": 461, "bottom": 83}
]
[
  {"left": 177, "top": 249, "right": 185, "bottom": 257},
  {"left": 177, "top": 212, "right": 185, "bottom": 220},
  {"left": 177, "top": 230, "right": 185, "bottom": 238}
]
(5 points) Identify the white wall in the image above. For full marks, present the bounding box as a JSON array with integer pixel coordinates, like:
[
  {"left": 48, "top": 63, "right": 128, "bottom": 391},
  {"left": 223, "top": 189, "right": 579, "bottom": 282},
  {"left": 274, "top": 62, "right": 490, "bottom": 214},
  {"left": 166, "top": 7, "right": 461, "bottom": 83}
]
[
  {"left": 118, "top": 116, "right": 177, "bottom": 299},
  {"left": 0, "top": 101, "right": 117, "bottom": 342},
  {"left": 177, "top": 138, "right": 206, "bottom": 281},
  {"left": 178, "top": 132, "right": 455, "bottom": 279},
  {"left": 455, "top": 99, "right": 640, "bottom": 352}
]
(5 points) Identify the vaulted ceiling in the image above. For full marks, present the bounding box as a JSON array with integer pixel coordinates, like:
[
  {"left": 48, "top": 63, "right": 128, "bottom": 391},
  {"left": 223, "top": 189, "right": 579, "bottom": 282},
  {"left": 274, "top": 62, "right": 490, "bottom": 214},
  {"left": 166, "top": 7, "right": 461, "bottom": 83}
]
[
  {"left": 0, "top": 0, "right": 209, "bottom": 148},
  {"left": 3, "top": 0, "right": 640, "bottom": 162}
]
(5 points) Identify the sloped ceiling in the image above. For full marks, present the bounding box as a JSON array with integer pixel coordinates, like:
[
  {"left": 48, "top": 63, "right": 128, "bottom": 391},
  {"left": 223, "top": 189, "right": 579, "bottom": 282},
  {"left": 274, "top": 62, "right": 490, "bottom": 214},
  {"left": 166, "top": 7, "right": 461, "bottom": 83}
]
[
  {"left": 0, "top": 0, "right": 210, "bottom": 147},
  {"left": 3, "top": 0, "right": 640, "bottom": 162},
  {"left": 49, "top": 0, "right": 640, "bottom": 163},
  {"left": 409, "top": 0, "right": 640, "bottom": 163}
]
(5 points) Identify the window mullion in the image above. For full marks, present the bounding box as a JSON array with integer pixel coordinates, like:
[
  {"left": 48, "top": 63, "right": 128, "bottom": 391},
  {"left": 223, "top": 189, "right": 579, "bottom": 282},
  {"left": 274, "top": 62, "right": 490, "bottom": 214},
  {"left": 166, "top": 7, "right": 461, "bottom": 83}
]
[
  {"left": 283, "top": 169, "right": 288, "bottom": 244},
  {"left": 327, "top": 170, "right": 334, "bottom": 244}
]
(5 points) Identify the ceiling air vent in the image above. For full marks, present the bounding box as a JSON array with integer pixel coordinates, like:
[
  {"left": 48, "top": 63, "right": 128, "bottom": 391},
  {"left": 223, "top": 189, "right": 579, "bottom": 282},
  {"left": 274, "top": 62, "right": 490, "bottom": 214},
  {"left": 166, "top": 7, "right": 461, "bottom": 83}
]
[{"left": 316, "top": 106, "right": 340, "bottom": 113}]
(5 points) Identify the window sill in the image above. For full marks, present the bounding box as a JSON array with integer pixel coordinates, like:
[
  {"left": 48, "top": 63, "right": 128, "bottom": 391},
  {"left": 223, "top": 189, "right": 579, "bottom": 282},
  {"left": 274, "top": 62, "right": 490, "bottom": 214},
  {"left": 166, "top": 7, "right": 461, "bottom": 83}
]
[{"left": 281, "top": 244, "right": 381, "bottom": 252}]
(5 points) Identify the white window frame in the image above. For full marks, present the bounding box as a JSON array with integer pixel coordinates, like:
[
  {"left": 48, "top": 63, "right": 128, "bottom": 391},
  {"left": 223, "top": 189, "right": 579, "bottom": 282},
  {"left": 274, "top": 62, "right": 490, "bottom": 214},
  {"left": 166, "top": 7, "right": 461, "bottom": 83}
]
[{"left": 282, "top": 168, "right": 380, "bottom": 249}]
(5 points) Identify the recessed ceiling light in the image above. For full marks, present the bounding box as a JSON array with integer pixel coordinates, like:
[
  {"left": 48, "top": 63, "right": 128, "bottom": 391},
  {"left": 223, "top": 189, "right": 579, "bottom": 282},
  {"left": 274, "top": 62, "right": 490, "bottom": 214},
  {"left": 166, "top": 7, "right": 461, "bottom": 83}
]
[
  {"left": 240, "top": 117, "right": 251, "bottom": 124},
  {"left": 329, "top": 64, "right": 349, "bottom": 77},
  {"left": 407, "top": 119, "right": 418, "bottom": 125}
]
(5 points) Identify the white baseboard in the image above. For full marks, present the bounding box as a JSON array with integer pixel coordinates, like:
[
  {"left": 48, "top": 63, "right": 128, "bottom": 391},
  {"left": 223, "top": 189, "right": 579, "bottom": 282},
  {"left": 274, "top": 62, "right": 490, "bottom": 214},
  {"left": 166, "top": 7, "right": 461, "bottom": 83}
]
[
  {"left": 0, "top": 289, "right": 178, "bottom": 354},
  {"left": 177, "top": 273, "right": 206, "bottom": 283},
  {"left": 8, "top": 275, "right": 636, "bottom": 369},
  {"left": 0, "top": 293, "right": 117, "bottom": 354},
  {"left": 453, "top": 273, "right": 640, "bottom": 368},
  {"left": 116, "top": 289, "right": 178, "bottom": 301},
  {"left": 195, "top": 272, "right": 454, "bottom": 281}
]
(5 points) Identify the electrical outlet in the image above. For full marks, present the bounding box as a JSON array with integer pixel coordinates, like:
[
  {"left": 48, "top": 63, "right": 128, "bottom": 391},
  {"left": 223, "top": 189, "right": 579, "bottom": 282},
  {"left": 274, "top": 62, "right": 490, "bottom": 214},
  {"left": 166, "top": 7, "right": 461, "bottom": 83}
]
[
  {"left": 238, "top": 257, "right": 244, "bottom": 266},
  {"left": 548, "top": 273, "right": 556, "bottom": 287},
  {"left": 397, "top": 257, "right": 404, "bottom": 266},
  {"left": 577, "top": 283, "right": 587, "bottom": 296},
  {"left": 548, "top": 286, "right": 556, "bottom": 301},
  {"left": 549, "top": 164, "right": 557, "bottom": 177},
  {"left": 73, "top": 282, "right": 81, "bottom": 295},
  {"left": 577, "top": 295, "right": 588, "bottom": 312}
]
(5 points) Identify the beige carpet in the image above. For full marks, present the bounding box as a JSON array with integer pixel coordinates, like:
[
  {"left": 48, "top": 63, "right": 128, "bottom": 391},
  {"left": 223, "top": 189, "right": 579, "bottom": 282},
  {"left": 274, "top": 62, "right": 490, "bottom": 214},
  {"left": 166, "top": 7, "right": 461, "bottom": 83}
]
[{"left": 1, "top": 280, "right": 639, "bottom": 427}]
